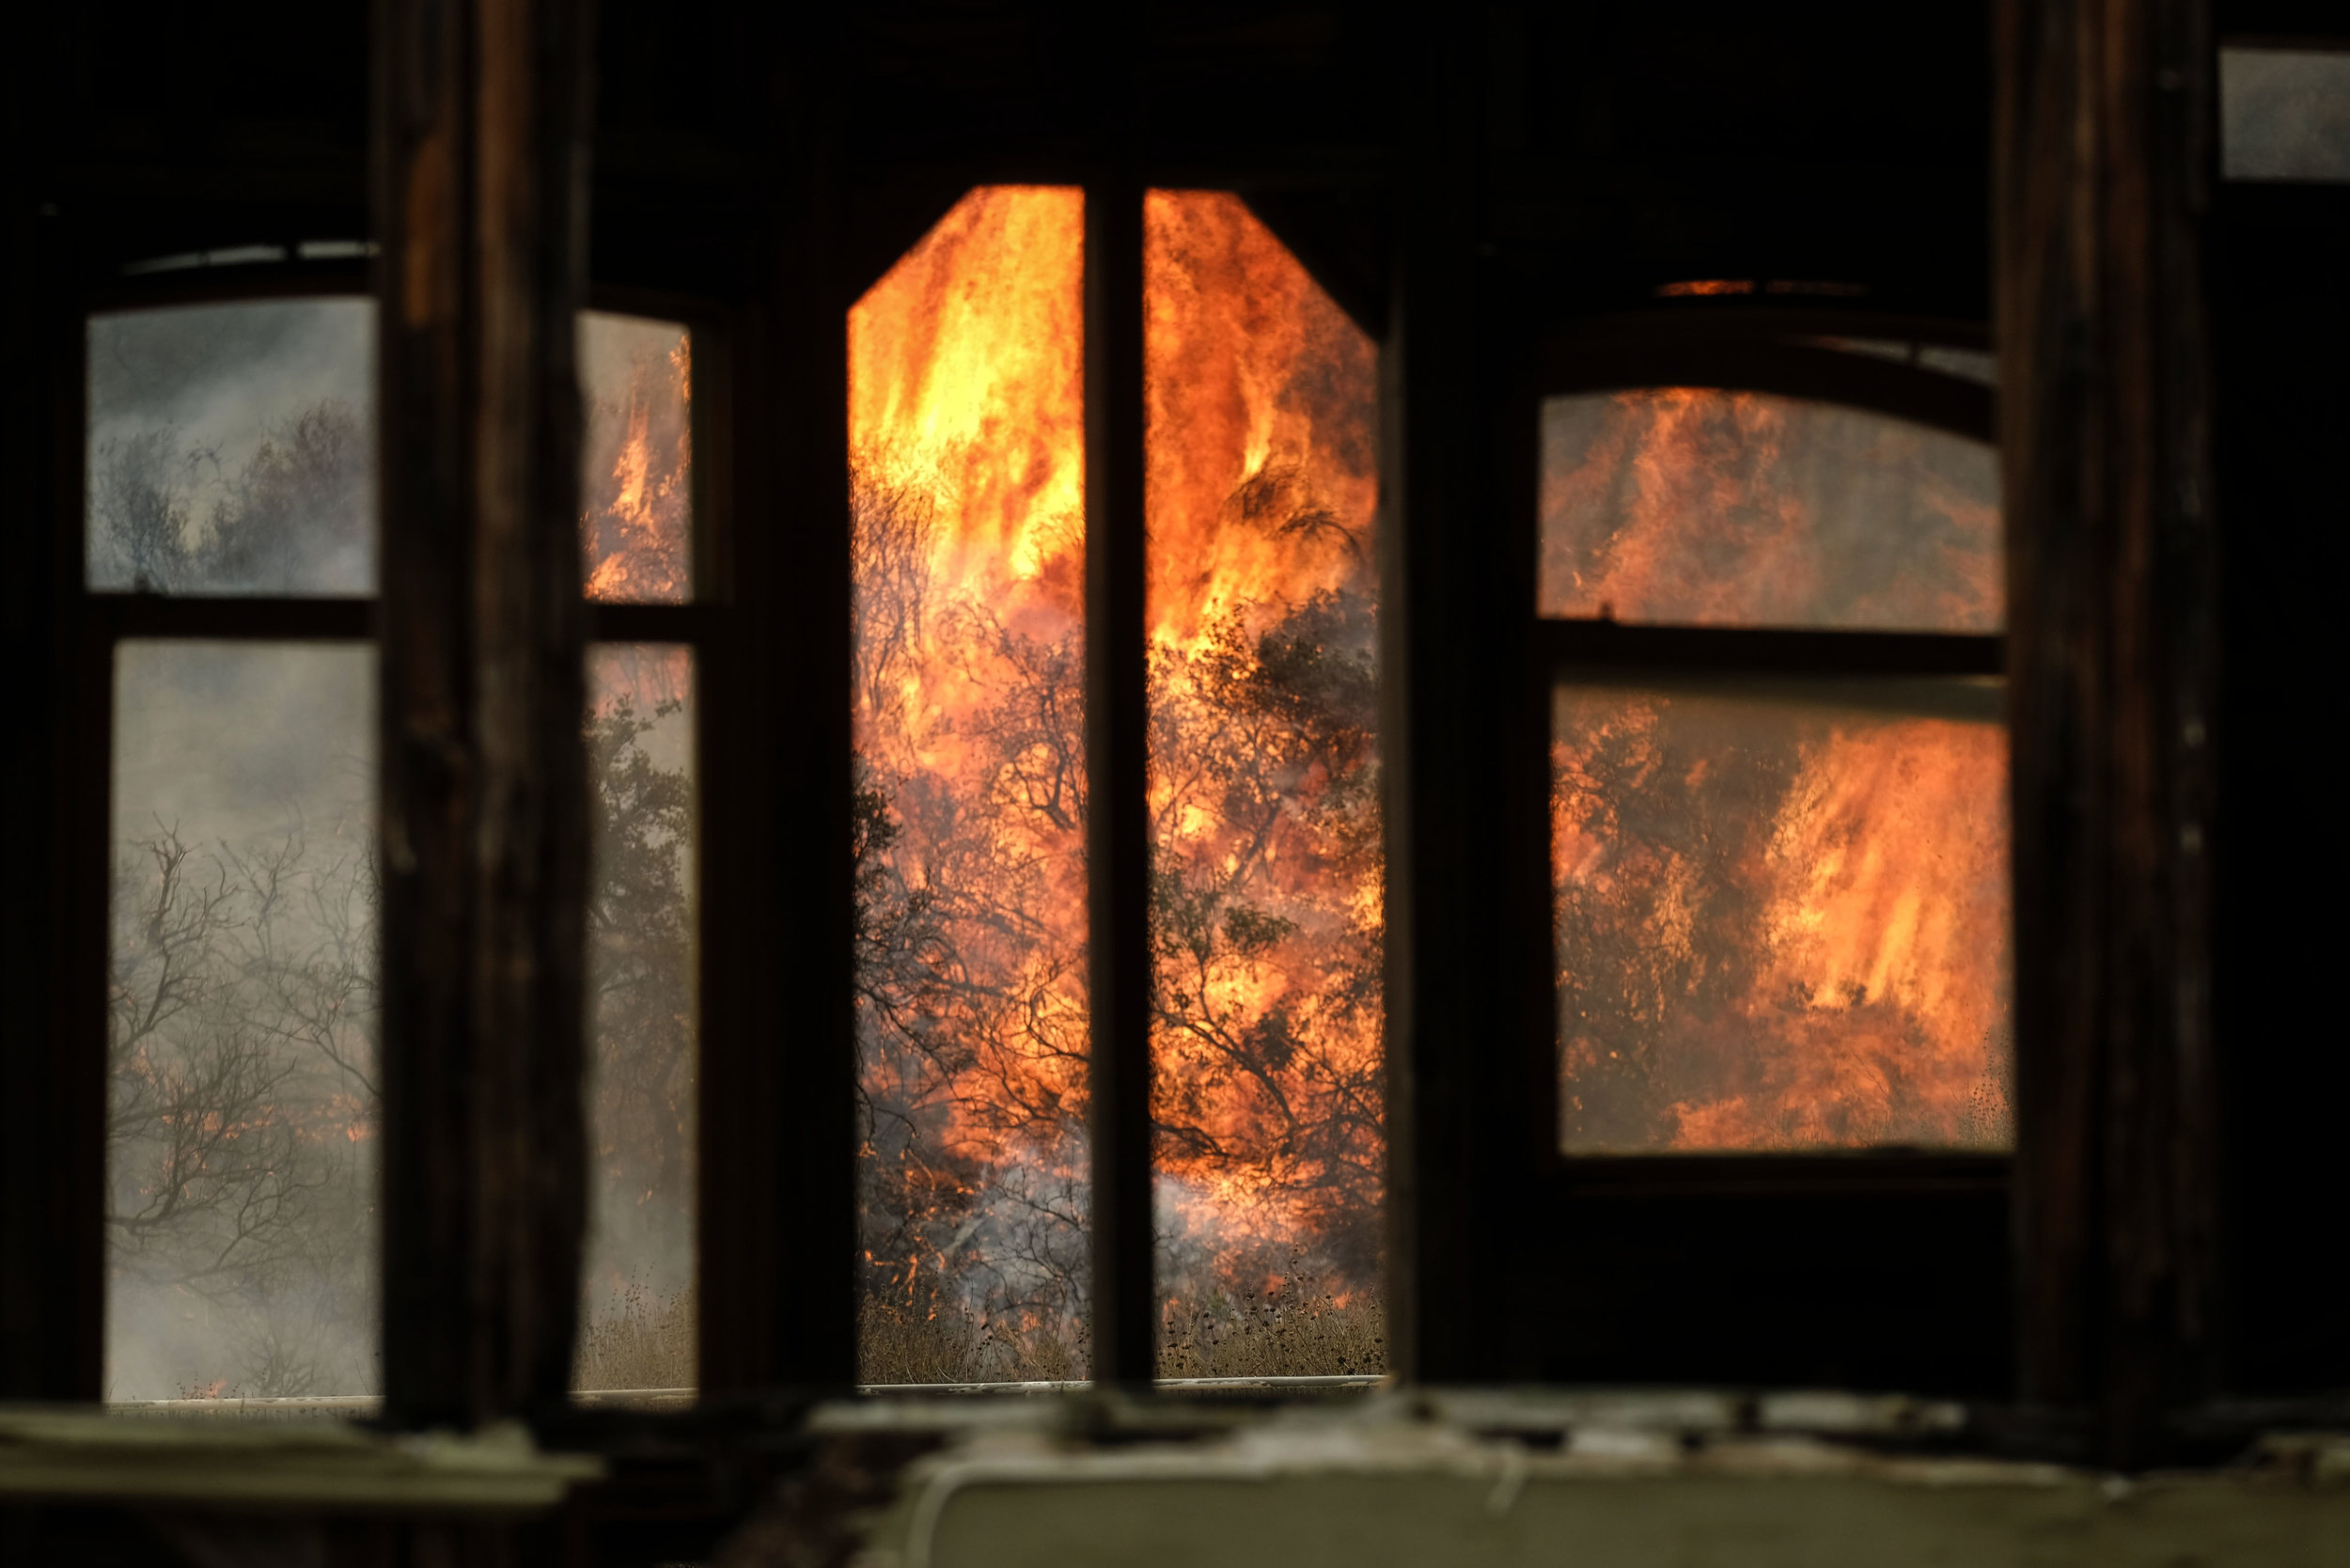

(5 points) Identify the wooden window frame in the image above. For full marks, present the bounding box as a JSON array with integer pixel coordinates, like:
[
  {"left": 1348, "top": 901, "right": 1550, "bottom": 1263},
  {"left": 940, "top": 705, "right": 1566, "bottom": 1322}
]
[
  {"left": 31, "top": 255, "right": 759, "bottom": 1404},
  {"left": 54, "top": 260, "right": 379, "bottom": 1402},
  {"left": 1524, "top": 317, "right": 2013, "bottom": 1393}
]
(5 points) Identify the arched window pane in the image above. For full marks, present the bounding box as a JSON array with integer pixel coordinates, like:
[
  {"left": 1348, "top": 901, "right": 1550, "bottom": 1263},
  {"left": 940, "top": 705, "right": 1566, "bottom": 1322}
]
[
  {"left": 1539, "top": 390, "right": 2000, "bottom": 633},
  {"left": 1555, "top": 681, "right": 2013, "bottom": 1154},
  {"left": 1146, "top": 190, "right": 1385, "bottom": 1378}
]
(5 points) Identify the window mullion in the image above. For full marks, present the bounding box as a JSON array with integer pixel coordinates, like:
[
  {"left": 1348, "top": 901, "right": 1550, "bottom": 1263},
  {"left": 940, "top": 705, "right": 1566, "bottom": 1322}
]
[{"left": 1083, "top": 177, "right": 1156, "bottom": 1388}]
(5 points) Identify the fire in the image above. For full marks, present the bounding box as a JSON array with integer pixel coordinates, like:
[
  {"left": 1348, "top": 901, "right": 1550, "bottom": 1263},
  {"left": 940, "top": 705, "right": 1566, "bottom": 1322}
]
[
  {"left": 579, "top": 315, "right": 697, "bottom": 711},
  {"left": 1143, "top": 192, "right": 1382, "bottom": 1300},
  {"left": 1546, "top": 385, "right": 2012, "bottom": 1153},
  {"left": 848, "top": 186, "right": 1383, "bottom": 1356}
]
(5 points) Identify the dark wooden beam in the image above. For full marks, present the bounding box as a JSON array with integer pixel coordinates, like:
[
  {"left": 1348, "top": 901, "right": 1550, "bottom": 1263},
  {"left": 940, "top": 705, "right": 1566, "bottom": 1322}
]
[
  {"left": 698, "top": 11, "right": 860, "bottom": 1393},
  {"left": 1532, "top": 624, "right": 2004, "bottom": 682},
  {"left": 2208, "top": 182, "right": 2350, "bottom": 1399},
  {"left": 1380, "top": 9, "right": 1545, "bottom": 1384},
  {"left": 373, "top": 0, "right": 596, "bottom": 1427},
  {"left": 1085, "top": 176, "right": 1156, "bottom": 1388},
  {"left": 1996, "top": 0, "right": 2223, "bottom": 1466},
  {"left": 0, "top": 106, "right": 101, "bottom": 1403}
]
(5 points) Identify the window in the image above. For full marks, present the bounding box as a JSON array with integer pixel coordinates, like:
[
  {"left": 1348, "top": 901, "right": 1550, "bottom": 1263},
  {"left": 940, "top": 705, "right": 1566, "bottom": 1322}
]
[
  {"left": 90, "top": 292, "right": 383, "bottom": 1401},
  {"left": 847, "top": 186, "right": 1383, "bottom": 1385},
  {"left": 87, "top": 298, "right": 375, "bottom": 597},
  {"left": 1480, "top": 320, "right": 2016, "bottom": 1390},
  {"left": 1538, "top": 382, "right": 2010, "bottom": 1155},
  {"left": 576, "top": 310, "right": 706, "bottom": 1395}
]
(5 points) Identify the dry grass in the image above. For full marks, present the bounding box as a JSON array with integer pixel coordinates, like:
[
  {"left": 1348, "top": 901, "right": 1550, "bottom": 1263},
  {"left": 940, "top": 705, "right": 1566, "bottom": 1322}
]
[
  {"left": 575, "top": 1278, "right": 696, "bottom": 1391},
  {"left": 857, "top": 1273, "right": 1386, "bottom": 1387},
  {"left": 858, "top": 1297, "right": 1089, "bottom": 1386},
  {"left": 573, "top": 1275, "right": 1386, "bottom": 1391},
  {"left": 1157, "top": 1274, "right": 1386, "bottom": 1380}
]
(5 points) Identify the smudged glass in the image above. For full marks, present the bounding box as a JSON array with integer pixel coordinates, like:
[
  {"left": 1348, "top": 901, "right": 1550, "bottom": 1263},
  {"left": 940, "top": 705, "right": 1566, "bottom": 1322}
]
[
  {"left": 849, "top": 187, "right": 1092, "bottom": 1384},
  {"left": 107, "top": 641, "right": 379, "bottom": 1400},
  {"left": 581, "top": 312, "right": 695, "bottom": 603},
  {"left": 1538, "top": 391, "right": 2001, "bottom": 633},
  {"left": 87, "top": 301, "right": 376, "bottom": 596},
  {"left": 578, "top": 644, "right": 699, "bottom": 1392},
  {"left": 1553, "top": 681, "right": 2013, "bottom": 1154}
]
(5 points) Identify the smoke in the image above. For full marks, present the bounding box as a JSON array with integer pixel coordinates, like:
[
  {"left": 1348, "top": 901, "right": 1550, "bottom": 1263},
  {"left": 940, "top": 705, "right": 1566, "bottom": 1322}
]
[
  {"left": 580, "top": 649, "right": 698, "bottom": 1356},
  {"left": 87, "top": 300, "right": 376, "bottom": 595},
  {"left": 106, "top": 642, "right": 379, "bottom": 1401}
]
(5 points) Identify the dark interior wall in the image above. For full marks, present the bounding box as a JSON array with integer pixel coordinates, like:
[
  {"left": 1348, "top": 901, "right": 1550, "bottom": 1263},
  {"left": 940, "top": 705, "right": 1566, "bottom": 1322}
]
[
  {"left": 25, "top": 1, "right": 1999, "bottom": 337},
  {"left": 2205, "top": 0, "right": 2350, "bottom": 1402},
  {"left": 2210, "top": 180, "right": 2350, "bottom": 1397},
  {"left": 39, "top": 3, "right": 368, "bottom": 267},
  {"left": 1497, "top": 2, "right": 1991, "bottom": 315}
]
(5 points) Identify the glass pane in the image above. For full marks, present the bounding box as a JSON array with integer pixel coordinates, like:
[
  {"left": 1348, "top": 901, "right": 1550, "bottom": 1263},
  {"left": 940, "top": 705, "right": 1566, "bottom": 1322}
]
[
  {"left": 577, "top": 645, "right": 698, "bottom": 1392},
  {"left": 1144, "top": 191, "right": 1385, "bottom": 1378},
  {"left": 107, "top": 642, "right": 378, "bottom": 1400},
  {"left": 2222, "top": 47, "right": 2350, "bottom": 182},
  {"left": 849, "top": 186, "right": 1089, "bottom": 1383},
  {"left": 1803, "top": 337, "right": 1998, "bottom": 386},
  {"left": 1538, "top": 391, "right": 2001, "bottom": 632},
  {"left": 87, "top": 300, "right": 376, "bottom": 595},
  {"left": 1553, "top": 682, "right": 2013, "bottom": 1154},
  {"left": 580, "top": 312, "right": 695, "bottom": 602}
]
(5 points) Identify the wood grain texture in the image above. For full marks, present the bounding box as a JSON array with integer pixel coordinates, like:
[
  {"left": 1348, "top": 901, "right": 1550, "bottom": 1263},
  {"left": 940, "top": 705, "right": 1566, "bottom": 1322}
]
[
  {"left": 373, "top": 0, "right": 596, "bottom": 1427},
  {"left": 1994, "top": 0, "right": 2222, "bottom": 1466}
]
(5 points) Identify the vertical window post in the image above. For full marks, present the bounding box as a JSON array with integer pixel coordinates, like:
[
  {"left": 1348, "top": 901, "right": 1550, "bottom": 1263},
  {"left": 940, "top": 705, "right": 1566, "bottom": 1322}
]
[
  {"left": 1996, "top": 0, "right": 2222, "bottom": 1465},
  {"left": 1085, "top": 176, "right": 1155, "bottom": 1386},
  {"left": 374, "top": 0, "right": 596, "bottom": 1426}
]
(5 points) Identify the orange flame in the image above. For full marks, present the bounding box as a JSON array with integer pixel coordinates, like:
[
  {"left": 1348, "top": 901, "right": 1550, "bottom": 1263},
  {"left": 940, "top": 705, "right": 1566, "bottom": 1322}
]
[
  {"left": 1548, "top": 368, "right": 2013, "bottom": 1169},
  {"left": 582, "top": 315, "right": 694, "bottom": 605}
]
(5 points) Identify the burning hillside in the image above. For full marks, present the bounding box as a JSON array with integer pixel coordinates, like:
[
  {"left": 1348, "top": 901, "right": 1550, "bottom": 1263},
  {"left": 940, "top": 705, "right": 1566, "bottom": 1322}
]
[{"left": 847, "top": 187, "right": 1384, "bottom": 1374}]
